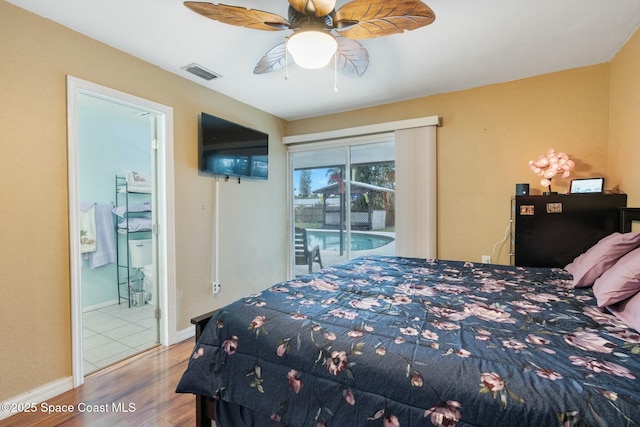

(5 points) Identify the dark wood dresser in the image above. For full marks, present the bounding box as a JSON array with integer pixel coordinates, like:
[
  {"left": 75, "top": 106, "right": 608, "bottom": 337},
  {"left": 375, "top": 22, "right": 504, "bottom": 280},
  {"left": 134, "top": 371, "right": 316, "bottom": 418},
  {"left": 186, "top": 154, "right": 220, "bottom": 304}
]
[{"left": 510, "top": 194, "right": 627, "bottom": 267}]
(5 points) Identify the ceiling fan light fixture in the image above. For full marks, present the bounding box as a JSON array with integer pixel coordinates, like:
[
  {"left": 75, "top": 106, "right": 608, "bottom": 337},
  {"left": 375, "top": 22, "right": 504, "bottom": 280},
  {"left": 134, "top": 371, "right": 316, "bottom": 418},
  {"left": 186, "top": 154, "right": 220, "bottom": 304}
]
[{"left": 287, "top": 30, "right": 337, "bottom": 69}]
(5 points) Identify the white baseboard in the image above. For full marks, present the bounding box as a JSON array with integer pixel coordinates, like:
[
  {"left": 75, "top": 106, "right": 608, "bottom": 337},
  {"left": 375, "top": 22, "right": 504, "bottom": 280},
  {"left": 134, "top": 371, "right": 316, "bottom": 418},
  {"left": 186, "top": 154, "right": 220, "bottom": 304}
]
[
  {"left": 174, "top": 326, "right": 195, "bottom": 343},
  {"left": 0, "top": 377, "right": 73, "bottom": 421},
  {"left": 83, "top": 299, "right": 119, "bottom": 312}
]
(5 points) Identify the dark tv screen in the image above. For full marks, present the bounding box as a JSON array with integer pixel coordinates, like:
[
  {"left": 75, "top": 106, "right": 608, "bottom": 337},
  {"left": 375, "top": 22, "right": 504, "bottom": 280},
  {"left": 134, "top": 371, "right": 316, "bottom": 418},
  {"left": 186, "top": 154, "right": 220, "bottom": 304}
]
[{"left": 199, "top": 112, "right": 268, "bottom": 180}]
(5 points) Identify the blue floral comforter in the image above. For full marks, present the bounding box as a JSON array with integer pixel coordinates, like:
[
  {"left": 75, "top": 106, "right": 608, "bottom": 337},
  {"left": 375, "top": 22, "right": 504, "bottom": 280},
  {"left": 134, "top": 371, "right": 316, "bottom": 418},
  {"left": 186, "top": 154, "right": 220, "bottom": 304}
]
[{"left": 176, "top": 256, "right": 640, "bottom": 427}]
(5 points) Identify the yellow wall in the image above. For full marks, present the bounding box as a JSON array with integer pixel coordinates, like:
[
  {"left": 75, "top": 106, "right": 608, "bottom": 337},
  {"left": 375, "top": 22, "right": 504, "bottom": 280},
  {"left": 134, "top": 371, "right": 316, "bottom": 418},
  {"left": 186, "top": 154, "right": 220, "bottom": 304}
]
[
  {"left": 0, "top": 1, "right": 287, "bottom": 401},
  {"left": 609, "top": 28, "right": 640, "bottom": 208},
  {"left": 1, "top": 0, "right": 639, "bottom": 406},
  {"left": 288, "top": 65, "right": 615, "bottom": 263}
]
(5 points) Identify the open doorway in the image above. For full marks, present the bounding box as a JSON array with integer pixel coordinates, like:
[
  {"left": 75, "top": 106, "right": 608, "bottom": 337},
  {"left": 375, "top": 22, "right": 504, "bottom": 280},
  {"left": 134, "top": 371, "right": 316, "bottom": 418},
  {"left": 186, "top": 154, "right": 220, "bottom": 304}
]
[
  {"left": 67, "top": 76, "right": 176, "bottom": 387},
  {"left": 78, "top": 94, "right": 158, "bottom": 374}
]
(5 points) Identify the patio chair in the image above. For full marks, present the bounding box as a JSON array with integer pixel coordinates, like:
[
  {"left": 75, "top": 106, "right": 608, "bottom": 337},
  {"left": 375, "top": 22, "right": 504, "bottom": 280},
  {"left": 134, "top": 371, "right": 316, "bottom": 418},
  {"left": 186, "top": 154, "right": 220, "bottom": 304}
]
[{"left": 294, "top": 227, "right": 323, "bottom": 273}]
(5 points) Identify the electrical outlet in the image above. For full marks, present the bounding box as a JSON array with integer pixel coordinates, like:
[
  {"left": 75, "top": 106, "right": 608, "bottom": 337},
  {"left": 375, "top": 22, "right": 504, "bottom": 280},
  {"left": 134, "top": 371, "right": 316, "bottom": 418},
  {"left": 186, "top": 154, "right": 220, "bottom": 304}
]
[
  {"left": 212, "top": 281, "right": 221, "bottom": 294},
  {"left": 481, "top": 255, "right": 492, "bottom": 264}
]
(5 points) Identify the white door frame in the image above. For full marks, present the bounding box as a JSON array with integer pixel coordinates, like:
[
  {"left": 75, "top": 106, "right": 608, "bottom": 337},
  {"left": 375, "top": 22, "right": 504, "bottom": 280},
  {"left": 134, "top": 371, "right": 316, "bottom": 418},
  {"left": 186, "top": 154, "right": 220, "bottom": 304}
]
[{"left": 66, "top": 76, "right": 177, "bottom": 387}]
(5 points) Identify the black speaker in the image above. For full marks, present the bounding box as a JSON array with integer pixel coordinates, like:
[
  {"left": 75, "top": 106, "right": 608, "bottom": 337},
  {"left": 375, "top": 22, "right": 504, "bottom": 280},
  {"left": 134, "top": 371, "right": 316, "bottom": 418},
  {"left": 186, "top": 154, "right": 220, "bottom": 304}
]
[{"left": 516, "top": 183, "right": 529, "bottom": 195}]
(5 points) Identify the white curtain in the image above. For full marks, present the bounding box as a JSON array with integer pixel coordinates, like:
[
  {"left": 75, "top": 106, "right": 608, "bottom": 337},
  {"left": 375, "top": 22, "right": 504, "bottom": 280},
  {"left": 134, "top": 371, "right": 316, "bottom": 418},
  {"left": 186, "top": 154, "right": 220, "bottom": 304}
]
[{"left": 394, "top": 126, "right": 437, "bottom": 258}]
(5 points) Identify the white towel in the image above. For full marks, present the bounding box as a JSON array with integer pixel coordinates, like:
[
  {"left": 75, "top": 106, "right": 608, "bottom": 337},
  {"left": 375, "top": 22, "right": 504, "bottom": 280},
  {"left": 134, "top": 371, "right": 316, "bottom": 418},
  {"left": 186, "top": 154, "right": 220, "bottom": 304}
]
[
  {"left": 125, "top": 170, "right": 151, "bottom": 187},
  {"left": 79, "top": 203, "right": 97, "bottom": 253},
  {"left": 121, "top": 170, "right": 152, "bottom": 193},
  {"left": 112, "top": 201, "right": 151, "bottom": 218},
  {"left": 117, "top": 216, "right": 153, "bottom": 232},
  {"left": 89, "top": 203, "right": 117, "bottom": 269}
]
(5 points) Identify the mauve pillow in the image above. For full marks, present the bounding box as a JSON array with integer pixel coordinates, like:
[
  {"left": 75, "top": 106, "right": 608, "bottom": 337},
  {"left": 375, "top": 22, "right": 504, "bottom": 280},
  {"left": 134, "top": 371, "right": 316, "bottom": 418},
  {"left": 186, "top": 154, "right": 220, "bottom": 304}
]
[
  {"left": 607, "top": 291, "right": 640, "bottom": 333},
  {"left": 564, "top": 232, "right": 640, "bottom": 288},
  {"left": 593, "top": 247, "right": 640, "bottom": 307}
]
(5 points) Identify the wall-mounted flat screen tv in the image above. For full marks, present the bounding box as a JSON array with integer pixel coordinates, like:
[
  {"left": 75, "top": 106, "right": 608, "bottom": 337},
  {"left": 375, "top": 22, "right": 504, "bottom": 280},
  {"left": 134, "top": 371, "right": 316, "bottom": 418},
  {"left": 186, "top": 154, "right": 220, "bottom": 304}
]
[{"left": 199, "top": 112, "right": 269, "bottom": 180}]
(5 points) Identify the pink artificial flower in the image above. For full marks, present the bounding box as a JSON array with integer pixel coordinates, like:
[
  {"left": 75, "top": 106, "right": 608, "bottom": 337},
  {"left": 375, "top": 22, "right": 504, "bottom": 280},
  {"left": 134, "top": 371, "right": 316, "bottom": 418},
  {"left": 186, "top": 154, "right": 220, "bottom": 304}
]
[{"left": 528, "top": 148, "right": 575, "bottom": 187}]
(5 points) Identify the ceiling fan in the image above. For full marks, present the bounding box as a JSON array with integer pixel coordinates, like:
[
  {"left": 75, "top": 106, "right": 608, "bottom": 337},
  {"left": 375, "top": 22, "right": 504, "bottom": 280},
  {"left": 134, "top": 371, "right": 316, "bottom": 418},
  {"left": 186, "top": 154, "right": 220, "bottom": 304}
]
[{"left": 184, "top": 0, "right": 436, "bottom": 77}]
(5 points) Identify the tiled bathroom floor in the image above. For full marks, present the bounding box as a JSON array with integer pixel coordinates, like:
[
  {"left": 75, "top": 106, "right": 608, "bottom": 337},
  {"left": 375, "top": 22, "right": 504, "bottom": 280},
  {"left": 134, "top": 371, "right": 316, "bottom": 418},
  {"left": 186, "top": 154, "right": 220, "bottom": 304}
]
[{"left": 83, "top": 302, "right": 158, "bottom": 374}]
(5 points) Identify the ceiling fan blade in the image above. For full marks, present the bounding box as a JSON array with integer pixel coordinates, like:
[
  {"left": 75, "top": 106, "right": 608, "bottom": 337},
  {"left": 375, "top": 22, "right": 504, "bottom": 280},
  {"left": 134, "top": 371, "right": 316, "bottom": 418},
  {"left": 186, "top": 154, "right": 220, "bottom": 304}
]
[
  {"left": 288, "top": 0, "right": 336, "bottom": 17},
  {"left": 335, "top": 37, "right": 369, "bottom": 77},
  {"left": 253, "top": 43, "right": 292, "bottom": 74},
  {"left": 335, "top": 0, "right": 435, "bottom": 39},
  {"left": 184, "top": 2, "right": 290, "bottom": 31}
]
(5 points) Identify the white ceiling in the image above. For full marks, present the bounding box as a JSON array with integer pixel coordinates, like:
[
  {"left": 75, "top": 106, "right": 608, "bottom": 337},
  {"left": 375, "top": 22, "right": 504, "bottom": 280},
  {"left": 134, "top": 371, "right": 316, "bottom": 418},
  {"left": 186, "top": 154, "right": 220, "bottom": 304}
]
[{"left": 8, "top": 0, "right": 640, "bottom": 121}]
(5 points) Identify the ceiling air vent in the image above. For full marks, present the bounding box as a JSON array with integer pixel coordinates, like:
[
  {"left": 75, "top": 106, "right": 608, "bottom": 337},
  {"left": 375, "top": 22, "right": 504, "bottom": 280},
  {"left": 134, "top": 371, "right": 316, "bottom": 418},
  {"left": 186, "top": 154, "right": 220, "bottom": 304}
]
[{"left": 182, "top": 63, "right": 221, "bottom": 81}]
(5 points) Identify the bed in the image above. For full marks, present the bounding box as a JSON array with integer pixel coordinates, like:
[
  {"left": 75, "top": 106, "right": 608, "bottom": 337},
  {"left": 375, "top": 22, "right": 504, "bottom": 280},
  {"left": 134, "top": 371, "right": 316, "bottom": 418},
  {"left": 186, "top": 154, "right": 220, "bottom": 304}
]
[{"left": 177, "top": 209, "right": 640, "bottom": 427}]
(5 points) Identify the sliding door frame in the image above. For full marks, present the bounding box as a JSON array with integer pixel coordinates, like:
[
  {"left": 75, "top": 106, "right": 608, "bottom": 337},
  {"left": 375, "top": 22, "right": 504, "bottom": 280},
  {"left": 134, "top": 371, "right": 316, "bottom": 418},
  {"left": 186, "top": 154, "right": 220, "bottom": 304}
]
[
  {"left": 287, "top": 133, "right": 395, "bottom": 277},
  {"left": 286, "top": 116, "right": 440, "bottom": 277}
]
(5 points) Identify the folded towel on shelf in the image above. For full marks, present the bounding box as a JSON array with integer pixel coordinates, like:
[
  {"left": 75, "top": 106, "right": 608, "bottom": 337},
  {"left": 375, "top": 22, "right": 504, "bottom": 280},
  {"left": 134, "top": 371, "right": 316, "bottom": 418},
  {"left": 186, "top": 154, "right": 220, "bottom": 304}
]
[
  {"left": 112, "top": 201, "right": 152, "bottom": 218},
  {"left": 122, "top": 170, "right": 152, "bottom": 193},
  {"left": 117, "top": 216, "right": 153, "bottom": 232},
  {"left": 79, "top": 202, "right": 97, "bottom": 254},
  {"left": 89, "top": 203, "right": 117, "bottom": 269}
]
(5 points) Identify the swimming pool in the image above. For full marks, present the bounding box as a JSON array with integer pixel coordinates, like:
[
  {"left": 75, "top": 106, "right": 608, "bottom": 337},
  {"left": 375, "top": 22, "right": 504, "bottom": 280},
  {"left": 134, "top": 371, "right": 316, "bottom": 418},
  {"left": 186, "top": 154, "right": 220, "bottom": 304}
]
[{"left": 306, "top": 230, "right": 394, "bottom": 251}]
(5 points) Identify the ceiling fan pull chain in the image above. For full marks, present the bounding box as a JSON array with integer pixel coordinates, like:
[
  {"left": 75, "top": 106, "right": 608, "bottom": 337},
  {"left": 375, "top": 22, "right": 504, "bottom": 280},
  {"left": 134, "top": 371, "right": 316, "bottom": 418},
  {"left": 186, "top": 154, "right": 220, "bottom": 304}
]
[
  {"left": 285, "top": 47, "right": 289, "bottom": 81},
  {"left": 334, "top": 52, "right": 338, "bottom": 92}
]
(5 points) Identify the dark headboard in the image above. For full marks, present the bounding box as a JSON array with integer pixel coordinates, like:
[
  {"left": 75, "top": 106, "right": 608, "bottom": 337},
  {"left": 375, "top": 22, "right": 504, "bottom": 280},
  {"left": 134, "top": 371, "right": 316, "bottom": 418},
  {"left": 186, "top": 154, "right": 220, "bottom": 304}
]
[{"left": 620, "top": 207, "right": 640, "bottom": 232}]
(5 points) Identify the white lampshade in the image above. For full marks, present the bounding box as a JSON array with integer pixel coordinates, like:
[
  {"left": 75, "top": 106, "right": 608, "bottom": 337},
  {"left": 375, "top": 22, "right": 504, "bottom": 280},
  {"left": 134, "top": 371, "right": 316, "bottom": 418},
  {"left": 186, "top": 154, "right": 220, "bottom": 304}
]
[{"left": 287, "top": 31, "right": 338, "bottom": 69}]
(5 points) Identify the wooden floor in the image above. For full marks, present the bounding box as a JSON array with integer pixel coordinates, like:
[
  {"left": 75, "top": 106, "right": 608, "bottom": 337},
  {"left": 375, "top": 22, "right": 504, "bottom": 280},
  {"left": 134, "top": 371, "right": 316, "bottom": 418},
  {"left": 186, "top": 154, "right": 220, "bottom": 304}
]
[{"left": 0, "top": 338, "right": 200, "bottom": 427}]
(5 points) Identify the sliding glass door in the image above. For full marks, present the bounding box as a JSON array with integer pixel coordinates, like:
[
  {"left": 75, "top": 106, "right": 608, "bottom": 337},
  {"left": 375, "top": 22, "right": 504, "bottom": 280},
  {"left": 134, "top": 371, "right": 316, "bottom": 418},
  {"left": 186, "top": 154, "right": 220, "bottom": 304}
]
[{"left": 290, "top": 137, "right": 395, "bottom": 277}]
